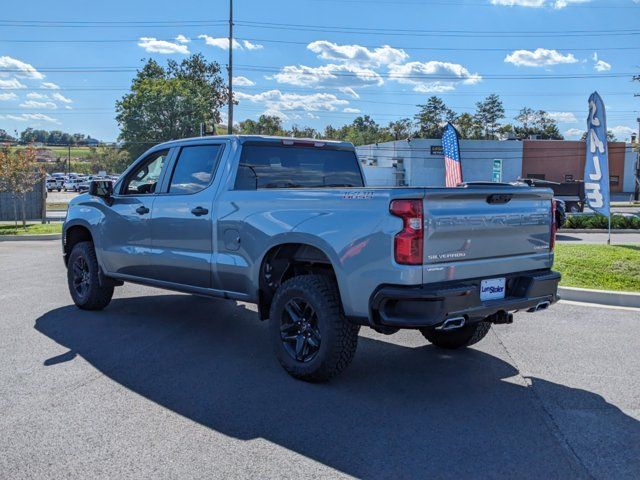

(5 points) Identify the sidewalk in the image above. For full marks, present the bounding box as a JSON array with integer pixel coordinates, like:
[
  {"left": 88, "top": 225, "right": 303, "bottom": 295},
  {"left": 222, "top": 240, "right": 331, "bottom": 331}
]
[{"left": 557, "top": 232, "right": 640, "bottom": 244}]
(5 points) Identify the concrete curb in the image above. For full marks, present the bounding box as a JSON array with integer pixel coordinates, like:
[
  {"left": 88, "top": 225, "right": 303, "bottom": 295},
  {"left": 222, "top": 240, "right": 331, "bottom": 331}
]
[
  {"left": 558, "top": 286, "right": 640, "bottom": 308},
  {"left": 0, "top": 233, "right": 61, "bottom": 242},
  {"left": 559, "top": 229, "right": 639, "bottom": 234}
]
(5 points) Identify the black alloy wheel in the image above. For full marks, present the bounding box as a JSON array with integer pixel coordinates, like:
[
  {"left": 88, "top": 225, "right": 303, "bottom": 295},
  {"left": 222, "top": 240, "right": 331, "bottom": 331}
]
[
  {"left": 71, "top": 255, "right": 91, "bottom": 300},
  {"left": 280, "top": 297, "right": 321, "bottom": 363}
]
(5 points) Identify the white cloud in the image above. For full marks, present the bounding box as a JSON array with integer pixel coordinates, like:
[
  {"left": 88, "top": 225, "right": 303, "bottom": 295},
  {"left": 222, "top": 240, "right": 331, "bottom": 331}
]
[
  {"left": 591, "top": 53, "right": 611, "bottom": 72},
  {"left": 199, "top": 35, "right": 240, "bottom": 49},
  {"left": 610, "top": 125, "right": 635, "bottom": 141},
  {"left": 233, "top": 76, "right": 255, "bottom": 86},
  {"left": 0, "top": 92, "right": 17, "bottom": 101},
  {"left": 548, "top": 111, "right": 577, "bottom": 123},
  {"left": 1, "top": 113, "right": 59, "bottom": 123},
  {"left": 41, "top": 82, "right": 60, "bottom": 90},
  {"left": 307, "top": 41, "right": 408, "bottom": 67},
  {"left": 138, "top": 37, "right": 190, "bottom": 54},
  {"left": 26, "top": 92, "right": 47, "bottom": 99},
  {"left": 564, "top": 128, "right": 584, "bottom": 138},
  {"left": 591, "top": 52, "right": 608, "bottom": 72},
  {"left": 491, "top": 0, "right": 545, "bottom": 6},
  {"left": 505, "top": 48, "right": 578, "bottom": 67},
  {"left": 65, "top": 105, "right": 73, "bottom": 110},
  {"left": 271, "top": 63, "right": 383, "bottom": 92},
  {"left": 552, "top": 0, "right": 591, "bottom": 8},
  {"left": 490, "top": 0, "right": 591, "bottom": 8},
  {"left": 236, "top": 90, "right": 349, "bottom": 114},
  {"left": 175, "top": 34, "right": 190, "bottom": 44},
  {"left": 0, "top": 56, "right": 44, "bottom": 80},
  {"left": 51, "top": 92, "right": 73, "bottom": 104},
  {"left": 387, "top": 61, "right": 481, "bottom": 93},
  {"left": 198, "top": 36, "right": 263, "bottom": 51},
  {"left": 20, "top": 100, "right": 57, "bottom": 109},
  {"left": 0, "top": 78, "right": 27, "bottom": 89},
  {"left": 594, "top": 59, "right": 611, "bottom": 72},
  {"left": 242, "top": 40, "right": 263, "bottom": 50},
  {"left": 343, "top": 107, "right": 361, "bottom": 113}
]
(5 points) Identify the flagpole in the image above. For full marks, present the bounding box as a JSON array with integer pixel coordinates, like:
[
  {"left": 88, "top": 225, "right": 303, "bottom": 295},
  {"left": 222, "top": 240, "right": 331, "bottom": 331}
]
[{"left": 608, "top": 214, "right": 611, "bottom": 245}]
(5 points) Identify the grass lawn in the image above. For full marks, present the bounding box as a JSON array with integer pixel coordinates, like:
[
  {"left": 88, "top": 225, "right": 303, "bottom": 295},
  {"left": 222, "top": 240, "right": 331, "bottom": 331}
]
[
  {"left": 554, "top": 244, "right": 640, "bottom": 292},
  {"left": 46, "top": 202, "right": 69, "bottom": 211},
  {"left": 0, "top": 223, "right": 62, "bottom": 236}
]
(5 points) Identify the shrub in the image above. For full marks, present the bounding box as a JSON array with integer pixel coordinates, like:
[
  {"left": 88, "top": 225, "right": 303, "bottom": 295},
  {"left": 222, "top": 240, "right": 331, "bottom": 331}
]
[
  {"left": 588, "top": 214, "right": 610, "bottom": 229},
  {"left": 565, "top": 215, "right": 590, "bottom": 229}
]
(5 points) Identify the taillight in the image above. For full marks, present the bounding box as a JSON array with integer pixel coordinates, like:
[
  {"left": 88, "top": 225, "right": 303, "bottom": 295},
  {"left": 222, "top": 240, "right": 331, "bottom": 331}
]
[
  {"left": 550, "top": 199, "right": 557, "bottom": 252},
  {"left": 390, "top": 199, "right": 423, "bottom": 265}
]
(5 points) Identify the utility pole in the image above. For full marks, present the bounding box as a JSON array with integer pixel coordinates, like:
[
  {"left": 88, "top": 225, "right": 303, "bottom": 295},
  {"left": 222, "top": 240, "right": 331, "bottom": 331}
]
[
  {"left": 67, "top": 144, "right": 71, "bottom": 175},
  {"left": 227, "top": 0, "right": 233, "bottom": 134}
]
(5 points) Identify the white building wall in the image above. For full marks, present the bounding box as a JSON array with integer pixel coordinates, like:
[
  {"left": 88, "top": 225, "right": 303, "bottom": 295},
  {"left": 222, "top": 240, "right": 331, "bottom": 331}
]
[
  {"left": 623, "top": 145, "right": 638, "bottom": 194},
  {"left": 357, "top": 139, "right": 524, "bottom": 187},
  {"left": 362, "top": 166, "right": 396, "bottom": 186}
]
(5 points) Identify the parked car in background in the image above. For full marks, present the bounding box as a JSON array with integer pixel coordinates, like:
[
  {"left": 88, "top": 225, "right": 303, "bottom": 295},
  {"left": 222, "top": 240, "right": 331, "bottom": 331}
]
[
  {"left": 63, "top": 178, "right": 82, "bottom": 192},
  {"left": 46, "top": 177, "right": 62, "bottom": 192},
  {"left": 63, "top": 136, "right": 560, "bottom": 382},
  {"left": 521, "top": 178, "right": 585, "bottom": 213},
  {"left": 78, "top": 175, "right": 103, "bottom": 193}
]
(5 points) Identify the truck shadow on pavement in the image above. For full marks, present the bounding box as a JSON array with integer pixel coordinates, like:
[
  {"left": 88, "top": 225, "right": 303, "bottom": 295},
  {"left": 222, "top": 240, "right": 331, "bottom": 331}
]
[{"left": 35, "top": 294, "right": 639, "bottom": 479}]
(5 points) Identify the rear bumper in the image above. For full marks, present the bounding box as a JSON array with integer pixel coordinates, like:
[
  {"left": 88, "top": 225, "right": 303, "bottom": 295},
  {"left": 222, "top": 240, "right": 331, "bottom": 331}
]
[{"left": 369, "top": 270, "right": 560, "bottom": 329}]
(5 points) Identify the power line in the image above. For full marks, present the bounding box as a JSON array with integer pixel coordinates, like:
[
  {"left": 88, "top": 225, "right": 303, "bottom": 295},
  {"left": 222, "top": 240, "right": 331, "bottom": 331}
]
[
  {"left": 1, "top": 35, "right": 637, "bottom": 54},
  {"left": 0, "top": 65, "right": 632, "bottom": 80},
  {"left": 234, "top": 20, "right": 640, "bottom": 38}
]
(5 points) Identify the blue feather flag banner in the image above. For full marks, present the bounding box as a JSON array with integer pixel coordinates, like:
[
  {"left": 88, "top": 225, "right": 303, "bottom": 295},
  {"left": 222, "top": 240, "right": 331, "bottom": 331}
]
[
  {"left": 442, "top": 122, "right": 463, "bottom": 187},
  {"left": 584, "top": 92, "right": 610, "bottom": 218}
]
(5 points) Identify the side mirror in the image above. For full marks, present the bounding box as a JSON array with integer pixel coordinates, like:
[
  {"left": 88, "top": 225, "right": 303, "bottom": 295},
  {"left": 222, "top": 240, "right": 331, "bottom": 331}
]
[{"left": 89, "top": 180, "right": 114, "bottom": 205}]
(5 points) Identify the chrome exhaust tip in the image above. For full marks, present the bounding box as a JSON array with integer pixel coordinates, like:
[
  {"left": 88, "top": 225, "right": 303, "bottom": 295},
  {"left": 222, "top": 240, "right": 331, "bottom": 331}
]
[
  {"left": 527, "top": 301, "right": 551, "bottom": 313},
  {"left": 436, "top": 316, "right": 466, "bottom": 331}
]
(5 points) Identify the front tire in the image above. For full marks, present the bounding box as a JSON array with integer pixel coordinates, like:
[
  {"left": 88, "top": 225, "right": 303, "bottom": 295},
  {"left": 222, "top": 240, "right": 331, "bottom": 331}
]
[
  {"left": 269, "top": 275, "right": 359, "bottom": 382},
  {"left": 420, "top": 321, "right": 491, "bottom": 349},
  {"left": 67, "top": 241, "right": 114, "bottom": 310}
]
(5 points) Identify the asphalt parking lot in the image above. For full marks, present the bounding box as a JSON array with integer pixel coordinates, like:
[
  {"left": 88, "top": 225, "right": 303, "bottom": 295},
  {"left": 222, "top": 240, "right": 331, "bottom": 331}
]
[{"left": 1, "top": 241, "right": 639, "bottom": 479}]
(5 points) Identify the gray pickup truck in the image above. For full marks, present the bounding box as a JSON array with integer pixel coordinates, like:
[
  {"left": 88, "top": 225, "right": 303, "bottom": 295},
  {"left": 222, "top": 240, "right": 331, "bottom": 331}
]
[{"left": 63, "top": 135, "right": 560, "bottom": 381}]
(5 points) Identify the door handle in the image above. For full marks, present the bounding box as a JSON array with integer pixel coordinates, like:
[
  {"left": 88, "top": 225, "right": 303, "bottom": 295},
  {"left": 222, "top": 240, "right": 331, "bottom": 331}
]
[
  {"left": 135, "top": 205, "right": 150, "bottom": 215},
  {"left": 191, "top": 206, "right": 209, "bottom": 216}
]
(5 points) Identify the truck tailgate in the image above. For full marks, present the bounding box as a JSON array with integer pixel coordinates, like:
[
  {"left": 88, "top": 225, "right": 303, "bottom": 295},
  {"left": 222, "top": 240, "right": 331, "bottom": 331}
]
[{"left": 422, "top": 186, "right": 553, "bottom": 282}]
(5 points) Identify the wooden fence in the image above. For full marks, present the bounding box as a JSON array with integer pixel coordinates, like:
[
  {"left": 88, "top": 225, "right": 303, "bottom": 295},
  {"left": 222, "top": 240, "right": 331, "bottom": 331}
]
[{"left": 0, "top": 180, "right": 45, "bottom": 221}]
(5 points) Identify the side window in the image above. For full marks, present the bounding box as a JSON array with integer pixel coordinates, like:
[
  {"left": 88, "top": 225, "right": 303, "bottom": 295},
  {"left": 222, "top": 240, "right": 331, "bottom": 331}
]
[
  {"left": 168, "top": 145, "right": 222, "bottom": 194},
  {"left": 122, "top": 150, "right": 169, "bottom": 195},
  {"left": 235, "top": 145, "right": 364, "bottom": 190}
]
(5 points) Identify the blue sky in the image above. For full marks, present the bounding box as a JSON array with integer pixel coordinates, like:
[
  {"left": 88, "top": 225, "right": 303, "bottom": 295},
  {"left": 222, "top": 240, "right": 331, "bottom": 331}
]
[{"left": 0, "top": 0, "right": 638, "bottom": 142}]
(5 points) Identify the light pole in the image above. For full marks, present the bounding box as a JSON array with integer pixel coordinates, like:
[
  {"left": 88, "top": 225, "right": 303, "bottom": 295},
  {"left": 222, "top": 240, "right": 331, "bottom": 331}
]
[{"left": 227, "top": 0, "right": 233, "bottom": 134}]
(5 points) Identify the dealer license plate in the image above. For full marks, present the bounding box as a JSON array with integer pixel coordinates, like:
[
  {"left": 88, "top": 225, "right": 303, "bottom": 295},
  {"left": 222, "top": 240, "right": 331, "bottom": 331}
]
[{"left": 480, "top": 277, "right": 506, "bottom": 301}]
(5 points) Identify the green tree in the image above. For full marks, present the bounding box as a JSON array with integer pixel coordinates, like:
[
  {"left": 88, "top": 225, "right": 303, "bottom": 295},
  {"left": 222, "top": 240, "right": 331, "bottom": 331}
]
[
  {"left": 514, "top": 108, "right": 563, "bottom": 140},
  {"left": 386, "top": 118, "right": 413, "bottom": 140},
  {"left": 414, "top": 96, "right": 456, "bottom": 138},
  {"left": 289, "top": 125, "right": 319, "bottom": 138},
  {"left": 474, "top": 94, "right": 505, "bottom": 139},
  {"left": 0, "top": 129, "right": 15, "bottom": 142},
  {"left": 341, "top": 115, "right": 388, "bottom": 146},
  {"left": 237, "top": 115, "right": 286, "bottom": 136},
  {"left": 0, "top": 146, "right": 45, "bottom": 228},
  {"left": 116, "top": 54, "right": 228, "bottom": 158},
  {"left": 454, "top": 112, "right": 483, "bottom": 139},
  {"left": 93, "top": 147, "right": 132, "bottom": 174}
]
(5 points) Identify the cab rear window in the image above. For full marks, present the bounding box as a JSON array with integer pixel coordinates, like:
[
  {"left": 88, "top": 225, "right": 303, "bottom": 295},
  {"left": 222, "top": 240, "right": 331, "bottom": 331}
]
[{"left": 235, "top": 145, "right": 364, "bottom": 190}]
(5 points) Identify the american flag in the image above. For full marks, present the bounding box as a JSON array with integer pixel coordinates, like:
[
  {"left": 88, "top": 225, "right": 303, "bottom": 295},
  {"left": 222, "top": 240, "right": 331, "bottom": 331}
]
[{"left": 442, "top": 122, "right": 463, "bottom": 187}]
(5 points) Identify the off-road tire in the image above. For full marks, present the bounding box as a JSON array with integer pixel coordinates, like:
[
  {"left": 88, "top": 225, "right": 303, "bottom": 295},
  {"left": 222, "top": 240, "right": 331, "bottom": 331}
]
[
  {"left": 269, "top": 274, "right": 359, "bottom": 382},
  {"left": 67, "top": 241, "right": 114, "bottom": 310},
  {"left": 420, "top": 321, "right": 491, "bottom": 349}
]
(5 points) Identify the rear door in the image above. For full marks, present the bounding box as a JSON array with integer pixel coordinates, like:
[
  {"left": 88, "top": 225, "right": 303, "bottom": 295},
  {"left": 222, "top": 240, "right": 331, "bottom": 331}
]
[
  {"left": 149, "top": 143, "right": 225, "bottom": 288},
  {"left": 421, "top": 186, "right": 554, "bottom": 283}
]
